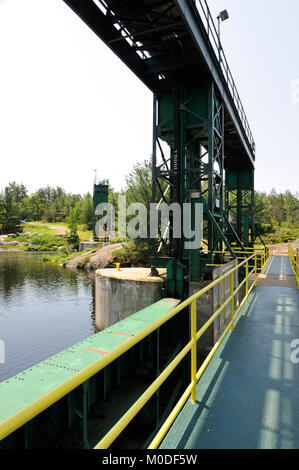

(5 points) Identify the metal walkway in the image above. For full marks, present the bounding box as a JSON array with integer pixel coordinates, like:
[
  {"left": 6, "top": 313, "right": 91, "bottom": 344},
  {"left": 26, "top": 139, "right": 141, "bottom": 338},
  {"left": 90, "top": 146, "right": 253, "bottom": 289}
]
[
  {"left": 160, "top": 255, "right": 299, "bottom": 449},
  {"left": 264, "top": 255, "right": 295, "bottom": 277}
]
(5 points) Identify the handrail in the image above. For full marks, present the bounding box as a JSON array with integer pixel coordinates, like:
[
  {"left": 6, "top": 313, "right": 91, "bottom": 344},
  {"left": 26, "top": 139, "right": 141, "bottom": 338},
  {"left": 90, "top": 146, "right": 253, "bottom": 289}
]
[
  {"left": 0, "top": 305, "right": 192, "bottom": 441},
  {"left": 94, "top": 253, "right": 258, "bottom": 449},
  {"left": 289, "top": 241, "right": 299, "bottom": 289},
  {"left": 203, "top": 246, "right": 271, "bottom": 273},
  {"left": 191, "top": 0, "right": 255, "bottom": 153},
  {"left": 0, "top": 250, "right": 267, "bottom": 445}
]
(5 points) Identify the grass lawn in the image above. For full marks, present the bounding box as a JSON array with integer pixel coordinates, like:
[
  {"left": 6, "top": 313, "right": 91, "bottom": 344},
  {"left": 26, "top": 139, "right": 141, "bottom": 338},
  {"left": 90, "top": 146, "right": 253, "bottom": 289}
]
[
  {"left": 23, "top": 222, "right": 93, "bottom": 240},
  {"left": 23, "top": 222, "right": 57, "bottom": 234}
]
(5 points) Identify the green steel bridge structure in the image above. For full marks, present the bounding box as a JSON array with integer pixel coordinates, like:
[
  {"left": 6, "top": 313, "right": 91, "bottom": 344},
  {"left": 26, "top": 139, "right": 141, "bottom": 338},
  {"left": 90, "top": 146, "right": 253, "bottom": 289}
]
[
  {"left": 1, "top": 0, "right": 299, "bottom": 451},
  {"left": 63, "top": 0, "right": 257, "bottom": 298}
]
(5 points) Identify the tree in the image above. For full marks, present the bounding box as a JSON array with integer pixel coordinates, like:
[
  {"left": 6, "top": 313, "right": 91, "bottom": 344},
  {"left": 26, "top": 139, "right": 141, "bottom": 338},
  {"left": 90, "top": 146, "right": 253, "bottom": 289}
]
[
  {"left": 113, "top": 160, "right": 153, "bottom": 266},
  {"left": 67, "top": 203, "right": 80, "bottom": 249},
  {"left": 125, "top": 159, "right": 152, "bottom": 209},
  {"left": 0, "top": 183, "right": 28, "bottom": 233},
  {"left": 81, "top": 193, "right": 93, "bottom": 230}
]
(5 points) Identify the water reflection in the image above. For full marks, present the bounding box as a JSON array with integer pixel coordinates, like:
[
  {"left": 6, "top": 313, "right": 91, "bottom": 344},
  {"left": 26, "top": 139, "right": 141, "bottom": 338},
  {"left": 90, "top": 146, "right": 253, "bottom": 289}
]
[{"left": 0, "top": 251, "right": 96, "bottom": 382}]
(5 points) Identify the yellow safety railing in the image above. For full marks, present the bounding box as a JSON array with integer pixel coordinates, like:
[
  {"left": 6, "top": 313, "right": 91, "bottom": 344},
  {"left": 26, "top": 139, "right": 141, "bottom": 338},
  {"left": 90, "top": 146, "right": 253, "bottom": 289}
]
[
  {"left": 0, "top": 252, "right": 264, "bottom": 446},
  {"left": 205, "top": 246, "right": 271, "bottom": 272},
  {"left": 94, "top": 253, "right": 258, "bottom": 449},
  {"left": 289, "top": 241, "right": 299, "bottom": 289},
  {"left": 234, "top": 246, "right": 271, "bottom": 272}
]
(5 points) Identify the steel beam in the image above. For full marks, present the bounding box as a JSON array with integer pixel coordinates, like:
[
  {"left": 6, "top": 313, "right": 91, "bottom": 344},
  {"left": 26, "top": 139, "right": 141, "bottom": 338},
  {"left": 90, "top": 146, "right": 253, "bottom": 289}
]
[
  {"left": 62, "top": 0, "right": 158, "bottom": 90},
  {"left": 174, "top": 0, "right": 255, "bottom": 167}
]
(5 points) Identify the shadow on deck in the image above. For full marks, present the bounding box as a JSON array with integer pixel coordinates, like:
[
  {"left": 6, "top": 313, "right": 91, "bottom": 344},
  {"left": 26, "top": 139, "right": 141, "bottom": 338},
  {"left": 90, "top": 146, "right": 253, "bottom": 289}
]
[{"left": 161, "top": 256, "right": 299, "bottom": 449}]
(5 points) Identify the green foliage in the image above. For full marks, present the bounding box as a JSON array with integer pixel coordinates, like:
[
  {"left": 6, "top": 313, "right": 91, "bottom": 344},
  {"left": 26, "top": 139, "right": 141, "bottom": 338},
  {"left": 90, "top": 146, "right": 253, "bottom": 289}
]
[
  {"left": 112, "top": 239, "right": 151, "bottom": 267},
  {"left": 30, "top": 234, "right": 65, "bottom": 249},
  {"left": 5, "top": 233, "right": 70, "bottom": 252},
  {"left": 0, "top": 182, "right": 27, "bottom": 232},
  {"left": 66, "top": 203, "right": 80, "bottom": 249},
  {"left": 263, "top": 224, "right": 299, "bottom": 244},
  {"left": 0, "top": 182, "right": 96, "bottom": 234},
  {"left": 67, "top": 203, "right": 80, "bottom": 234},
  {"left": 80, "top": 193, "right": 93, "bottom": 230},
  {"left": 43, "top": 249, "right": 97, "bottom": 266},
  {"left": 76, "top": 257, "right": 90, "bottom": 270},
  {"left": 35, "top": 235, "right": 68, "bottom": 251},
  {"left": 1, "top": 164, "right": 299, "bottom": 264},
  {"left": 254, "top": 189, "right": 299, "bottom": 243},
  {"left": 125, "top": 159, "right": 152, "bottom": 208},
  {"left": 118, "top": 160, "right": 153, "bottom": 263}
]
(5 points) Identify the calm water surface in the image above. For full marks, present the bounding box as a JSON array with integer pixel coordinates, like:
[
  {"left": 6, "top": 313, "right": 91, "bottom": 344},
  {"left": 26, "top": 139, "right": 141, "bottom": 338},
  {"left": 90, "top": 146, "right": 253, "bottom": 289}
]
[{"left": 0, "top": 251, "right": 96, "bottom": 382}]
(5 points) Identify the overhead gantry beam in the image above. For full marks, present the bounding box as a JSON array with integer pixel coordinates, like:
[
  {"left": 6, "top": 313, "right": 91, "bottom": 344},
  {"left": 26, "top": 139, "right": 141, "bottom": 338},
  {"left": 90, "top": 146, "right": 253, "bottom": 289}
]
[
  {"left": 62, "top": 0, "right": 257, "bottom": 287},
  {"left": 62, "top": 0, "right": 255, "bottom": 169},
  {"left": 174, "top": 0, "right": 255, "bottom": 167}
]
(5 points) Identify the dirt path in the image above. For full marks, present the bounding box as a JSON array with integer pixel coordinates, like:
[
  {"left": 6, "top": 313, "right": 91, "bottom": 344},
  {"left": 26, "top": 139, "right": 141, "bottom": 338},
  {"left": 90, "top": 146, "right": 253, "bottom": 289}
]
[
  {"left": 43, "top": 225, "right": 68, "bottom": 235},
  {"left": 25, "top": 222, "right": 69, "bottom": 235},
  {"left": 271, "top": 241, "right": 299, "bottom": 255},
  {"left": 271, "top": 244, "right": 289, "bottom": 255}
]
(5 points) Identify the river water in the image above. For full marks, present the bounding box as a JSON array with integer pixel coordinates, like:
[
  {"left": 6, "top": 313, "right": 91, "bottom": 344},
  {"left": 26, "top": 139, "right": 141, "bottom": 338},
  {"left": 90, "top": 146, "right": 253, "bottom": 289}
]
[{"left": 0, "top": 251, "right": 96, "bottom": 383}]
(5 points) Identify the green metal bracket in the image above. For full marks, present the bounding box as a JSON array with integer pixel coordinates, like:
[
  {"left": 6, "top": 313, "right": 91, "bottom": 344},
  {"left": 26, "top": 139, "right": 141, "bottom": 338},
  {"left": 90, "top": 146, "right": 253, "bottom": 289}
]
[{"left": 166, "top": 259, "right": 186, "bottom": 299}]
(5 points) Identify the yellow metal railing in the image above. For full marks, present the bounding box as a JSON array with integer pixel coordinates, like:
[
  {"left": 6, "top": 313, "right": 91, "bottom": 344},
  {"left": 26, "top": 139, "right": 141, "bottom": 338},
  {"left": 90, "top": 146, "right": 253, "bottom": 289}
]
[
  {"left": 0, "top": 251, "right": 266, "bottom": 446},
  {"left": 205, "top": 246, "right": 271, "bottom": 272},
  {"left": 234, "top": 246, "right": 271, "bottom": 272},
  {"left": 94, "top": 253, "right": 259, "bottom": 449},
  {"left": 289, "top": 241, "right": 299, "bottom": 289}
]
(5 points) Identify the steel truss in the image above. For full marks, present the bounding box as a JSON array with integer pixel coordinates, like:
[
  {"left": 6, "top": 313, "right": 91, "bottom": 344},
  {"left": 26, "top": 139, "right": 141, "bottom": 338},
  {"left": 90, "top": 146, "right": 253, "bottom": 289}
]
[
  {"left": 151, "top": 80, "right": 236, "bottom": 297},
  {"left": 225, "top": 168, "right": 255, "bottom": 247},
  {"left": 62, "top": 0, "right": 257, "bottom": 297}
]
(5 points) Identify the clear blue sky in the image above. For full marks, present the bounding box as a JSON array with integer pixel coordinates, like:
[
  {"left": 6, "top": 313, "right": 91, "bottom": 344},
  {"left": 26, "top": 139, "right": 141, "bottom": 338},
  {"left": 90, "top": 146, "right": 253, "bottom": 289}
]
[{"left": 0, "top": 0, "right": 298, "bottom": 195}]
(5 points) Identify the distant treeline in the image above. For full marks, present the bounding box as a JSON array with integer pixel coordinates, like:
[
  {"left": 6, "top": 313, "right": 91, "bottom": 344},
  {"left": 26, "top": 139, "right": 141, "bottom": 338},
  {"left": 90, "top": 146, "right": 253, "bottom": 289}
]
[
  {"left": 254, "top": 189, "right": 299, "bottom": 243},
  {"left": 0, "top": 161, "right": 299, "bottom": 245},
  {"left": 0, "top": 182, "right": 93, "bottom": 233}
]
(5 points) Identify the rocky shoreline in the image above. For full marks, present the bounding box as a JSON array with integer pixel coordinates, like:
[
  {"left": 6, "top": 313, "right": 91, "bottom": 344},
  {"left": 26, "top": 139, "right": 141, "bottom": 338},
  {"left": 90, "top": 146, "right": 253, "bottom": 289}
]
[
  {"left": 0, "top": 234, "right": 25, "bottom": 250},
  {"left": 0, "top": 234, "right": 123, "bottom": 271},
  {"left": 62, "top": 243, "right": 123, "bottom": 271}
]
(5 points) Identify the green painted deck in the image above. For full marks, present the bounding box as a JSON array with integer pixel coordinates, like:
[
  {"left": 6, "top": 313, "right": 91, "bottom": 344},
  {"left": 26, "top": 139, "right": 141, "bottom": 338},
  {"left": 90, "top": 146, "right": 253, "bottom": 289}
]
[
  {"left": 160, "top": 256, "right": 299, "bottom": 449},
  {"left": 0, "top": 298, "right": 180, "bottom": 425}
]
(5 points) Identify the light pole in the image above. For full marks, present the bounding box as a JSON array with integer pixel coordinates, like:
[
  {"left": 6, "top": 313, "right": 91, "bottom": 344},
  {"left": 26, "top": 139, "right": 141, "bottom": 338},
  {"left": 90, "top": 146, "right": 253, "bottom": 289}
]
[{"left": 217, "top": 10, "right": 229, "bottom": 62}]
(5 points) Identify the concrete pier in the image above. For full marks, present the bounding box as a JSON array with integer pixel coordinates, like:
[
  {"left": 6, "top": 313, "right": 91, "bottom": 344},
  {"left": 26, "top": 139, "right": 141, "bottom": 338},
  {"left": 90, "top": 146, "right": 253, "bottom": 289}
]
[{"left": 95, "top": 268, "right": 166, "bottom": 330}]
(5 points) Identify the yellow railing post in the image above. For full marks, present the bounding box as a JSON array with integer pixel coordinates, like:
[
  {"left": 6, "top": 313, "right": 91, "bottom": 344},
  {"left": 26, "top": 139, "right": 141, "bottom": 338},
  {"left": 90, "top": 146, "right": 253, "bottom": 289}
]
[
  {"left": 254, "top": 254, "right": 257, "bottom": 286},
  {"left": 297, "top": 251, "right": 299, "bottom": 290},
  {"left": 246, "top": 259, "right": 249, "bottom": 303},
  {"left": 230, "top": 272, "right": 234, "bottom": 332},
  {"left": 191, "top": 300, "right": 197, "bottom": 403},
  {"left": 263, "top": 247, "right": 267, "bottom": 270}
]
